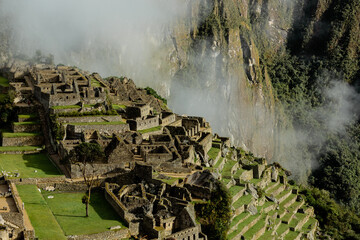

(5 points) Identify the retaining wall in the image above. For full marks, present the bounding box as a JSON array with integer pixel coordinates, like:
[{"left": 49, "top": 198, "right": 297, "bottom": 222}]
[{"left": 2, "top": 135, "right": 44, "bottom": 146}]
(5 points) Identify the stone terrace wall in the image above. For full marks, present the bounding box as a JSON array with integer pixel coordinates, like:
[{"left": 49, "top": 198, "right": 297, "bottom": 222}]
[
  {"left": 67, "top": 228, "right": 129, "bottom": 240},
  {"left": 57, "top": 115, "right": 122, "bottom": 123},
  {"left": 2, "top": 136, "right": 43, "bottom": 146},
  {"left": 12, "top": 123, "right": 41, "bottom": 133},
  {"left": 68, "top": 124, "right": 129, "bottom": 136}
]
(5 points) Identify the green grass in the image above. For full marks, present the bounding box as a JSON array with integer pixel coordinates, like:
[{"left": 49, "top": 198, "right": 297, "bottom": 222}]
[
  {"left": 228, "top": 213, "right": 260, "bottom": 239},
  {"left": 233, "top": 194, "right": 253, "bottom": 209},
  {"left": 0, "top": 76, "right": 9, "bottom": 87},
  {"left": 229, "top": 212, "right": 249, "bottom": 228},
  {"left": 276, "top": 223, "right": 290, "bottom": 236},
  {"left": 71, "top": 121, "right": 126, "bottom": 126},
  {"left": 207, "top": 147, "right": 220, "bottom": 160},
  {"left": 0, "top": 153, "right": 62, "bottom": 178},
  {"left": 51, "top": 105, "right": 81, "bottom": 110},
  {"left": 213, "top": 157, "right": 224, "bottom": 169},
  {"left": 91, "top": 78, "right": 103, "bottom": 87},
  {"left": 242, "top": 215, "right": 266, "bottom": 239},
  {"left": 42, "top": 191, "right": 127, "bottom": 236},
  {"left": 284, "top": 230, "right": 301, "bottom": 240},
  {"left": 17, "top": 185, "right": 66, "bottom": 240},
  {"left": 222, "top": 160, "right": 237, "bottom": 177},
  {"left": 2, "top": 132, "right": 42, "bottom": 138},
  {"left": 138, "top": 126, "right": 162, "bottom": 134},
  {"left": 229, "top": 185, "right": 244, "bottom": 197},
  {"left": 13, "top": 121, "right": 40, "bottom": 125},
  {"left": 18, "top": 114, "right": 38, "bottom": 119},
  {"left": 112, "top": 104, "right": 126, "bottom": 110},
  {"left": 0, "top": 146, "right": 43, "bottom": 152}
]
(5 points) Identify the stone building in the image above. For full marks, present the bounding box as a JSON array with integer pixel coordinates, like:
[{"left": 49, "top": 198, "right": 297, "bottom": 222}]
[{"left": 105, "top": 164, "right": 208, "bottom": 240}]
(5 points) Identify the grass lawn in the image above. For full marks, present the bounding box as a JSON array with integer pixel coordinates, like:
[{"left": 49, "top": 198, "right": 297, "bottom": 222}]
[
  {"left": 0, "top": 146, "right": 43, "bottom": 152},
  {"left": 0, "top": 76, "right": 9, "bottom": 87},
  {"left": 51, "top": 105, "right": 81, "bottom": 110},
  {"left": 0, "top": 153, "right": 62, "bottom": 178},
  {"left": 112, "top": 104, "right": 126, "bottom": 110},
  {"left": 2, "top": 132, "right": 42, "bottom": 138},
  {"left": 71, "top": 121, "right": 125, "bottom": 125},
  {"left": 90, "top": 78, "right": 103, "bottom": 87},
  {"left": 207, "top": 147, "right": 220, "bottom": 160},
  {"left": 13, "top": 121, "right": 40, "bottom": 125},
  {"left": 138, "top": 126, "right": 162, "bottom": 134},
  {"left": 42, "top": 191, "right": 127, "bottom": 236},
  {"left": 18, "top": 114, "right": 38, "bottom": 119},
  {"left": 17, "top": 185, "right": 66, "bottom": 240}
]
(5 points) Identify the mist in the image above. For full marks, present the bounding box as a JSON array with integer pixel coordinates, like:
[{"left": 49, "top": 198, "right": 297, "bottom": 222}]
[{"left": 0, "top": 0, "right": 187, "bottom": 88}]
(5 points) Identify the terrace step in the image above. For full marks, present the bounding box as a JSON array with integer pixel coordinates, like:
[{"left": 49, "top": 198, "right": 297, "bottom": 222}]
[
  {"left": 280, "top": 193, "right": 297, "bottom": 209},
  {"left": 284, "top": 230, "right": 302, "bottom": 240},
  {"left": 227, "top": 213, "right": 262, "bottom": 240},
  {"left": 267, "top": 182, "right": 286, "bottom": 197},
  {"left": 229, "top": 212, "right": 250, "bottom": 232},
  {"left": 275, "top": 189, "right": 292, "bottom": 204},
  {"left": 241, "top": 215, "right": 267, "bottom": 240},
  {"left": 276, "top": 223, "right": 290, "bottom": 238},
  {"left": 264, "top": 181, "right": 280, "bottom": 194},
  {"left": 289, "top": 212, "right": 310, "bottom": 232}
]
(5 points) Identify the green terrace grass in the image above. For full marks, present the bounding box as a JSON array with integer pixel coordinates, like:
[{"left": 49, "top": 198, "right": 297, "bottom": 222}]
[
  {"left": 222, "top": 160, "right": 237, "bottom": 177},
  {"left": 284, "top": 230, "right": 301, "bottom": 240},
  {"left": 242, "top": 215, "right": 267, "bottom": 239},
  {"left": 233, "top": 168, "right": 246, "bottom": 178},
  {"left": 276, "top": 223, "right": 290, "bottom": 236},
  {"left": 249, "top": 178, "right": 262, "bottom": 185},
  {"left": 18, "top": 114, "right": 38, "bottom": 119},
  {"left": 112, "top": 104, "right": 126, "bottom": 110},
  {"left": 264, "top": 182, "right": 278, "bottom": 193},
  {"left": 71, "top": 121, "right": 125, "bottom": 125},
  {"left": 233, "top": 194, "right": 253, "bottom": 209},
  {"left": 207, "top": 147, "right": 220, "bottom": 160},
  {"left": 229, "top": 185, "right": 244, "bottom": 197},
  {"left": 138, "top": 126, "right": 162, "bottom": 134},
  {"left": 2, "top": 132, "right": 42, "bottom": 138},
  {"left": 51, "top": 105, "right": 81, "bottom": 109},
  {"left": 289, "top": 213, "right": 306, "bottom": 229},
  {"left": 228, "top": 213, "right": 260, "bottom": 239},
  {"left": 213, "top": 157, "right": 224, "bottom": 169},
  {"left": 276, "top": 188, "right": 291, "bottom": 200},
  {"left": 301, "top": 217, "right": 317, "bottom": 231},
  {"left": 0, "top": 153, "right": 62, "bottom": 178},
  {"left": 0, "top": 146, "right": 43, "bottom": 152},
  {"left": 90, "top": 78, "right": 103, "bottom": 87},
  {"left": 221, "top": 178, "right": 231, "bottom": 185},
  {"left": 230, "top": 212, "right": 249, "bottom": 229},
  {"left": 13, "top": 121, "right": 40, "bottom": 125},
  {"left": 0, "top": 76, "right": 9, "bottom": 87},
  {"left": 84, "top": 104, "right": 96, "bottom": 108},
  {"left": 42, "top": 191, "right": 127, "bottom": 236},
  {"left": 17, "top": 185, "right": 66, "bottom": 240},
  {"left": 280, "top": 193, "right": 297, "bottom": 208}
]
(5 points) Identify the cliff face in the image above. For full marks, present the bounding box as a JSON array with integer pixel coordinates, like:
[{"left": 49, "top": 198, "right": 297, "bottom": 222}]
[{"left": 164, "top": 0, "right": 296, "bottom": 160}]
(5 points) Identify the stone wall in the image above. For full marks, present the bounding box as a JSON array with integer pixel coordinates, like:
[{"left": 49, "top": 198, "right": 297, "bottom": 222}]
[
  {"left": 57, "top": 115, "right": 122, "bottom": 124},
  {"left": 67, "top": 228, "right": 129, "bottom": 240},
  {"left": 184, "top": 184, "right": 211, "bottom": 200},
  {"left": 128, "top": 115, "right": 159, "bottom": 131},
  {"left": 69, "top": 163, "right": 127, "bottom": 178},
  {"left": 160, "top": 112, "right": 176, "bottom": 126},
  {"left": 167, "top": 226, "right": 204, "bottom": 240},
  {"left": 12, "top": 123, "right": 41, "bottom": 133},
  {"left": 67, "top": 123, "right": 130, "bottom": 137},
  {"left": 2, "top": 135, "right": 44, "bottom": 146}
]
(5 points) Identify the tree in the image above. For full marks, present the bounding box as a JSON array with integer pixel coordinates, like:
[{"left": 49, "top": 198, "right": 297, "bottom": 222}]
[
  {"left": 194, "top": 181, "right": 232, "bottom": 240},
  {"left": 68, "top": 142, "right": 105, "bottom": 217}
]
